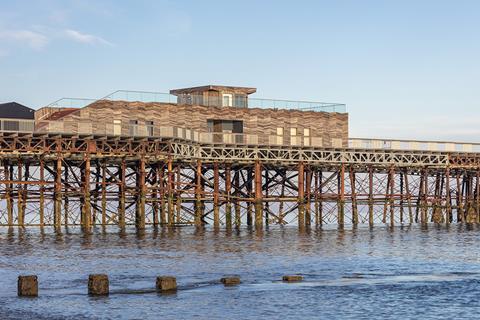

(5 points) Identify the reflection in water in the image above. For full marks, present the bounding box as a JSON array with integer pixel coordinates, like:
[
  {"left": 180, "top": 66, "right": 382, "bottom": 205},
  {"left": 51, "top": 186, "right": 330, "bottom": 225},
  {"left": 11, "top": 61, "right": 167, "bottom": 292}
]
[{"left": 1, "top": 225, "right": 480, "bottom": 319}]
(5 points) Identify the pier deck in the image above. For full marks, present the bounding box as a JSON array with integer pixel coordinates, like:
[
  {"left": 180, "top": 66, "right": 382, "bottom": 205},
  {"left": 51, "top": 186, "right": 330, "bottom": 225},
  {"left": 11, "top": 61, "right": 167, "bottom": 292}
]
[{"left": 0, "top": 131, "right": 479, "bottom": 228}]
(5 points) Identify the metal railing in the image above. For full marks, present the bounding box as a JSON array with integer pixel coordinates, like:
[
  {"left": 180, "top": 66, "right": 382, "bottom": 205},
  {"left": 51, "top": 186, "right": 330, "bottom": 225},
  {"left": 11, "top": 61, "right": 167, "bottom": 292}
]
[
  {"left": 102, "top": 91, "right": 176, "bottom": 104},
  {"left": 99, "top": 90, "right": 347, "bottom": 113},
  {"left": 44, "top": 97, "right": 98, "bottom": 109},
  {"left": 248, "top": 97, "right": 345, "bottom": 112},
  {"left": 349, "top": 138, "right": 480, "bottom": 153}
]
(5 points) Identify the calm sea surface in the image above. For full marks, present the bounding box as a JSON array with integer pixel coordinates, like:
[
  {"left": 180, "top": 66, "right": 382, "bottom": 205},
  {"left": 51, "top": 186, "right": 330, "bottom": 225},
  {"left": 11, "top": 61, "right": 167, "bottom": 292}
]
[{"left": 1, "top": 225, "right": 480, "bottom": 319}]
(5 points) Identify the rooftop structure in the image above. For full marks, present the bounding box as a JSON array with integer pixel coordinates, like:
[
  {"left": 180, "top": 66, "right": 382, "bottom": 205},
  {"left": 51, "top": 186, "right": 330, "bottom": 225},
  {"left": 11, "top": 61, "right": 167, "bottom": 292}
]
[{"left": 170, "top": 85, "right": 257, "bottom": 108}]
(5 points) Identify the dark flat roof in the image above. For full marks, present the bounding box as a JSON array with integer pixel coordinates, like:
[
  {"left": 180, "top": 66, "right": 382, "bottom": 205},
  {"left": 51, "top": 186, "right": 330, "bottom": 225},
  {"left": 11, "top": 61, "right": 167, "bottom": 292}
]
[
  {"left": 170, "top": 85, "right": 257, "bottom": 95},
  {"left": 0, "top": 102, "right": 35, "bottom": 119}
]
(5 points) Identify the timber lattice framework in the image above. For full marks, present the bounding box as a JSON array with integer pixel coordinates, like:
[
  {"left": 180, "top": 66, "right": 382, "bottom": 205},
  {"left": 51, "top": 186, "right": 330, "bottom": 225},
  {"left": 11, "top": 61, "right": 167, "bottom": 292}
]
[{"left": 1, "top": 132, "right": 480, "bottom": 229}]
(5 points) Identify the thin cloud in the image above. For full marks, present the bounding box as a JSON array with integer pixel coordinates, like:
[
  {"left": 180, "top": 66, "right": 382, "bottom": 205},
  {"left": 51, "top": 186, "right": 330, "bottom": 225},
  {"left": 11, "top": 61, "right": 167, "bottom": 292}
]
[
  {"left": 0, "top": 29, "right": 49, "bottom": 50},
  {"left": 49, "top": 10, "right": 70, "bottom": 24},
  {"left": 63, "top": 29, "right": 113, "bottom": 46},
  {"left": 160, "top": 11, "right": 191, "bottom": 37}
]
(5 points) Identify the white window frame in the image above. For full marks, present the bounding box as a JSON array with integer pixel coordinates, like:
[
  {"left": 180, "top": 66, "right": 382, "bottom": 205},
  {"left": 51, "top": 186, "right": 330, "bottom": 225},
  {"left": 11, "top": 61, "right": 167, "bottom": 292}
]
[
  {"left": 113, "top": 119, "right": 121, "bottom": 136},
  {"left": 222, "top": 94, "right": 233, "bottom": 107},
  {"left": 290, "top": 128, "right": 298, "bottom": 146}
]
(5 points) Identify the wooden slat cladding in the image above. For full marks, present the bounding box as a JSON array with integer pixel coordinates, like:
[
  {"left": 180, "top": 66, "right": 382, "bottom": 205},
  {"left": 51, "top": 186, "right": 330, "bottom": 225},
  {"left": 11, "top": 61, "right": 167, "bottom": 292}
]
[{"left": 42, "top": 100, "right": 348, "bottom": 147}]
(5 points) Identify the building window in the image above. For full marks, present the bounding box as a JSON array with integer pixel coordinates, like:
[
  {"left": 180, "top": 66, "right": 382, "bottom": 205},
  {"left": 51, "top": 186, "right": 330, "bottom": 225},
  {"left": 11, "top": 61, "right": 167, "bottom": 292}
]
[
  {"left": 276, "top": 127, "right": 284, "bottom": 145},
  {"left": 222, "top": 94, "right": 233, "bottom": 107},
  {"left": 146, "top": 121, "right": 154, "bottom": 136},
  {"left": 304, "top": 128, "right": 310, "bottom": 146},
  {"left": 332, "top": 138, "right": 343, "bottom": 148},
  {"left": 234, "top": 94, "right": 247, "bottom": 108},
  {"left": 207, "top": 119, "right": 243, "bottom": 143},
  {"left": 290, "top": 128, "right": 299, "bottom": 146},
  {"left": 129, "top": 120, "right": 138, "bottom": 136},
  {"left": 113, "top": 120, "right": 121, "bottom": 136},
  {"left": 2, "top": 120, "right": 19, "bottom": 131}
]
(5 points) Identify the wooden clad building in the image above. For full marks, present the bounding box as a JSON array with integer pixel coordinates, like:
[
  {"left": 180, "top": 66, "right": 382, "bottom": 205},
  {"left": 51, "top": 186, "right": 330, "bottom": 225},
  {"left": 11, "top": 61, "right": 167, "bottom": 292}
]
[{"left": 35, "top": 85, "right": 348, "bottom": 147}]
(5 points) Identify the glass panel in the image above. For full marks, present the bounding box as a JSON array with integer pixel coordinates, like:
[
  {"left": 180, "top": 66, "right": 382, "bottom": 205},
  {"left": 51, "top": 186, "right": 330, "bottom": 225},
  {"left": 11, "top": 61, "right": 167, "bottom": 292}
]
[
  {"left": 222, "top": 94, "right": 232, "bottom": 107},
  {"left": 113, "top": 120, "right": 121, "bottom": 136},
  {"left": 234, "top": 95, "right": 246, "bottom": 108},
  {"left": 129, "top": 120, "right": 138, "bottom": 136},
  {"left": 304, "top": 137, "right": 310, "bottom": 146},
  {"left": 3, "top": 120, "right": 19, "bottom": 131},
  {"left": 146, "top": 121, "right": 154, "bottom": 136}
]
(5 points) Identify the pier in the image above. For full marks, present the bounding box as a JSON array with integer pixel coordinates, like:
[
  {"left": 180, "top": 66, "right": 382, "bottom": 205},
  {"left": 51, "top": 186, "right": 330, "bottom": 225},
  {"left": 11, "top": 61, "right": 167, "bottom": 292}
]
[{"left": 0, "top": 131, "right": 479, "bottom": 228}]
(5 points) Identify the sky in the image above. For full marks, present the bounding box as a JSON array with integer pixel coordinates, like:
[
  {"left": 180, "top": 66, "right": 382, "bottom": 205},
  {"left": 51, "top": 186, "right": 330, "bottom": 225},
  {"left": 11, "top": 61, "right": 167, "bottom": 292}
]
[{"left": 1, "top": 0, "right": 479, "bottom": 142}]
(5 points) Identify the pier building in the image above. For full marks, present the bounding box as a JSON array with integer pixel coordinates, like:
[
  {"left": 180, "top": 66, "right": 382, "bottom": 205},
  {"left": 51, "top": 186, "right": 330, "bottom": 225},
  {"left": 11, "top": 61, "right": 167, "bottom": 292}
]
[{"left": 34, "top": 85, "right": 348, "bottom": 148}]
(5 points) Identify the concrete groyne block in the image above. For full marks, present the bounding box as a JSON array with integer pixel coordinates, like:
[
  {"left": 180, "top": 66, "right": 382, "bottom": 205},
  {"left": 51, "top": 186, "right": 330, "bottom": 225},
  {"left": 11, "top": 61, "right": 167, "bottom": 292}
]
[
  {"left": 18, "top": 275, "right": 38, "bottom": 297},
  {"left": 221, "top": 276, "right": 241, "bottom": 286},
  {"left": 156, "top": 276, "right": 177, "bottom": 292},
  {"left": 282, "top": 275, "right": 303, "bottom": 282},
  {"left": 88, "top": 274, "right": 109, "bottom": 296}
]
